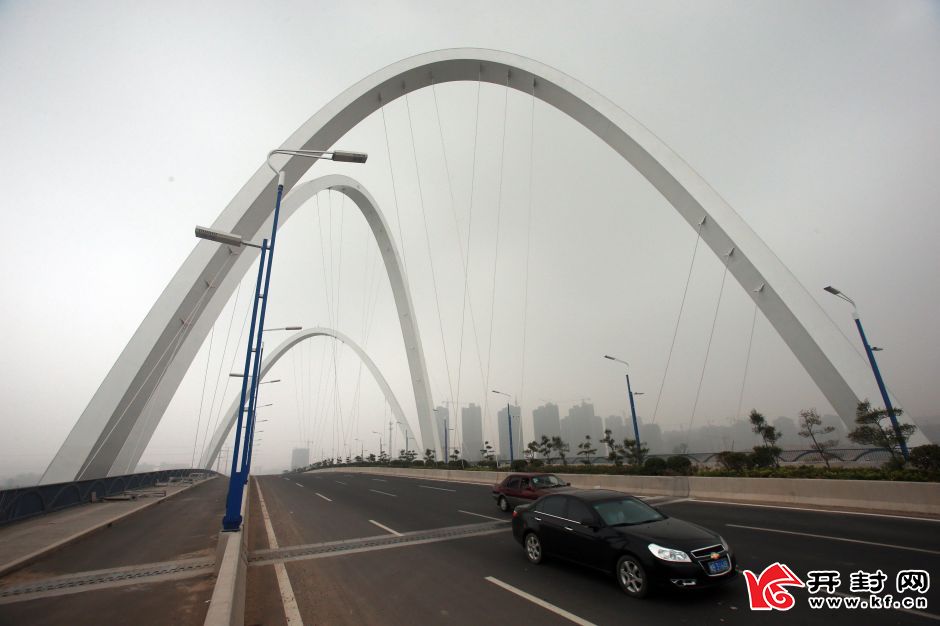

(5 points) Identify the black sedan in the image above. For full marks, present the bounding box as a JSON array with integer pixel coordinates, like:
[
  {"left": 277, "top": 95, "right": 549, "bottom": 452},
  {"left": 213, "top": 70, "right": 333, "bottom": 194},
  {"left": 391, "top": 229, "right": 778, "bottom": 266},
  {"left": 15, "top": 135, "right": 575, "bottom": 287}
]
[{"left": 511, "top": 489, "right": 736, "bottom": 597}]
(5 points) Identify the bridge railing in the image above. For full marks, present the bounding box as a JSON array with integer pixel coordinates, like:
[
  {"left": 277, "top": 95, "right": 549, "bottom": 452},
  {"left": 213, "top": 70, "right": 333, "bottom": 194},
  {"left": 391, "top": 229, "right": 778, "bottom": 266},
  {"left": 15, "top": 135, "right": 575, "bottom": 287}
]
[{"left": 0, "top": 468, "right": 214, "bottom": 527}]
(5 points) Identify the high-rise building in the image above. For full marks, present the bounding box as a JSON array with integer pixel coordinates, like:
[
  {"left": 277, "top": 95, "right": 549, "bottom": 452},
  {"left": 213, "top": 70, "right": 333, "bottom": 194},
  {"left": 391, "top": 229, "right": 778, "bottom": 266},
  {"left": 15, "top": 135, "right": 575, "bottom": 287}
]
[
  {"left": 497, "top": 404, "right": 523, "bottom": 461},
  {"left": 461, "top": 403, "right": 483, "bottom": 461},
  {"left": 532, "top": 403, "right": 561, "bottom": 440},
  {"left": 604, "top": 414, "right": 626, "bottom": 442},
  {"left": 291, "top": 447, "right": 310, "bottom": 470},
  {"left": 434, "top": 406, "right": 449, "bottom": 455},
  {"left": 565, "top": 401, "right": 602, "bottom": 443}
]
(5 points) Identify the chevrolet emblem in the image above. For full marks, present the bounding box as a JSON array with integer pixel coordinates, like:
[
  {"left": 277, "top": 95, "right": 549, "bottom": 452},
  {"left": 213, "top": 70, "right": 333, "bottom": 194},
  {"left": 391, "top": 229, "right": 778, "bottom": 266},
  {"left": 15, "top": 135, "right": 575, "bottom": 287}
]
[{"left": 710, "top": 553, "right": 720, "bottom": 560}]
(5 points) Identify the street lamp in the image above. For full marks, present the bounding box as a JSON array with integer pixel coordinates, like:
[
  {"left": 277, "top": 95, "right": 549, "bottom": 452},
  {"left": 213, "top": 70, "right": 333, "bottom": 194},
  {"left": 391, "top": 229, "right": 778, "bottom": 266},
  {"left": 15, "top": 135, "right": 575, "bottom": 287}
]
[
  {"left": 603, "top": 355, "right": 644, "bottom": 461},
  {"left": 200, "top": 146, "right": 367, "bottom": 532},
  {"left": 372, "top": 431, "right": 384, "bottom": 459},
  {"left": 396, "top": 422, "right": 411, "bottom": 455},
  {"left": 824, "top": 286, "right": 909, "bottom": 460},
  {"left": 491, "top": 390, "right": 516, "bottom": 466},
  {"left": 264, "top": 326, "right": 303, "bottom": 331}
]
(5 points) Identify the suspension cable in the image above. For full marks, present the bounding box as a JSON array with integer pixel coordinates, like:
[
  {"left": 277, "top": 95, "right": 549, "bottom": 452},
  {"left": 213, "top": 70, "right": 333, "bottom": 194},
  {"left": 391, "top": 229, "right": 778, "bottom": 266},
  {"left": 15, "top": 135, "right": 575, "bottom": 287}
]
[
  {"left": 189, "top": 323, "right": 216, "bottom": 468},
  {"left": 736, "top": 300, "right": 760, "bottom": 419},
  {"left": 481, "top": 71, "right": 512, "bottom": 435},
  {"left": 651, "top": 219, "right": 705, "bottom": 425},
  {"left": 200, "top": 279, "right": 242, "bottom": 461},
  {"left": 519, "top": 77, "right": 536, "bottom": 414},
  {"left": 686, "top": 249, "right": 733, "bottom": 433}
]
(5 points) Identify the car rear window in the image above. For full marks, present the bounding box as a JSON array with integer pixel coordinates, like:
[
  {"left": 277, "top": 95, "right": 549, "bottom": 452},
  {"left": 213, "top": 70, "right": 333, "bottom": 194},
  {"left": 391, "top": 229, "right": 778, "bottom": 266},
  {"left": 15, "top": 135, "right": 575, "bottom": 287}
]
[{"left": 537, "top": 495, "right": 567, "bottom": 517}]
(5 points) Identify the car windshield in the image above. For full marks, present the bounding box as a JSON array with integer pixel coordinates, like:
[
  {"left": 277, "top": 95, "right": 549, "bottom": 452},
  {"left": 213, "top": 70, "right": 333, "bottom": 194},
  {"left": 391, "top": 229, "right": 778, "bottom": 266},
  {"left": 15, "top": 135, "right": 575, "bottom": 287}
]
[
  {"left": 592, "top": 498, "right": 665, "bottom": 526},
  {"left": 529, "top": 474, "right": 564, "bottom": 489}
]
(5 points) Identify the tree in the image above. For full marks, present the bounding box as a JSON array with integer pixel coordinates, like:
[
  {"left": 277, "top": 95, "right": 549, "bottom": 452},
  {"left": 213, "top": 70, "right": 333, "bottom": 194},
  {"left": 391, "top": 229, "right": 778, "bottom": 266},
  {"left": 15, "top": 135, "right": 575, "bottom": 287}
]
[
  {"left": 450, "top": 448, "right": 460, "bottom": 463},
  {"left": 797, "top": 408, "right": 839, "bottom": 469},
  {"left": 354, "top": 455, "right": 363, "bottom": 463},
  {"left": 848, "top": 400, "right": 916, "bottom": 466},
  {"left": 550, "top": 436, "right": 569, "bottom": 465},
  {"left": 537, "top": 435, "right": 554, "bottom": 463},
  {"left": 366, "top": 453, "right": 376, "bottom": 464},
  {"left": 749, "top": 409, "right": 782, "bottom": 468},
  {"left": 403, "top": 449, "right": 418, "bottom": 463},
  {"left": 481, "top": 441, "right": 496, "bottom": 462},
  {"left": 526, "top": 440, "right": 540, "bottom": 461},
  {"left": 577, "top": 435, "right": 597, "bottom": 464},
  {"left": 601, "top": 429, "right": 623, "bottom": 466},
  {"left": 423, "top": 448, "right": 436, "bottom": 464},
  {"left": 622, "top": 438, "right": 649, "bottom": 466},
  {"left": 378, "top": 451, "right": 389, "bottom": 464}
]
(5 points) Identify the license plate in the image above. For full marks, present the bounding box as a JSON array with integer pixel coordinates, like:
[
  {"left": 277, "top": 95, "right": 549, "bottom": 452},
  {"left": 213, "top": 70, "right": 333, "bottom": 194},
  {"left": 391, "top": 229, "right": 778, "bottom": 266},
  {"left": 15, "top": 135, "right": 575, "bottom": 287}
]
[{"left": 707, "top": 557, "right": 730, "bottom": 574}]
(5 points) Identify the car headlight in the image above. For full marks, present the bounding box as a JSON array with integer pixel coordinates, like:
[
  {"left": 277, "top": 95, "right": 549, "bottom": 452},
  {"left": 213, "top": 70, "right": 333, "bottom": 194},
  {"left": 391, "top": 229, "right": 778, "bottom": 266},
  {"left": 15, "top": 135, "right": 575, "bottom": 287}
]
[
  {"left": 648, "top": 543, "right": 691, "bottom": 563},
  {"left": 719, "top": 535, "right": 730, "bottom": 551}
]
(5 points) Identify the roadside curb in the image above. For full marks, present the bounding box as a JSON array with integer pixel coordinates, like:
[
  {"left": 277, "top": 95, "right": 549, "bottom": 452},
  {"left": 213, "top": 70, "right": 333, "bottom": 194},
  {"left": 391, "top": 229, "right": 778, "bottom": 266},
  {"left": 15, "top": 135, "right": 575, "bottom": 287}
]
[
  {"left": 0, "top": 476, "right": 217, "bottom": 579},
  {"left": 204, "top": 479, "right": 250, "bottom": 626}
]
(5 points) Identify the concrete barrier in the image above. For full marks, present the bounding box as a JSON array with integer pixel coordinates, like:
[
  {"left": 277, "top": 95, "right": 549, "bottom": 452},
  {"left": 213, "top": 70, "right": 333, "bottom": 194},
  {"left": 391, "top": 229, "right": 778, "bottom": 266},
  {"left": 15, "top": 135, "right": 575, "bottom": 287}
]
[
  {"left": 204, "top": 481, "right": 249, "bottom": 626},
  {"left": 315, "top": 467, "right": 940, "bottom": 516}
]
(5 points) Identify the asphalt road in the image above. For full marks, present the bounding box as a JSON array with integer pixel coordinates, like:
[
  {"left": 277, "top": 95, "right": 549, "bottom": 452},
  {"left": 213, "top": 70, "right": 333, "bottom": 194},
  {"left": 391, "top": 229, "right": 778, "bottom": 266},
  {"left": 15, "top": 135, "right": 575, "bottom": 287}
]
[
  {"left": 0, "top": 476, "right": 227, "bottom": 626},
  {"left": 248, "top": 471, "right": 940, "bottom": 626}
]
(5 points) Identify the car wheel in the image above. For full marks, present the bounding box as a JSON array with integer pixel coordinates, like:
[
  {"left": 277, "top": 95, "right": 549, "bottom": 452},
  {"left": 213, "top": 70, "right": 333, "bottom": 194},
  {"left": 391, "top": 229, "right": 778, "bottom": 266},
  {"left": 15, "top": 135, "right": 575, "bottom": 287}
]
[
  {"left": 524, "top": 532, "right": 543, "bottom": 564},
  {"left": 616, "top": 555, "right": 650, "bottom": 598},
  {"left": 498, "top": 496, "right": 510, "bottom": 512}
]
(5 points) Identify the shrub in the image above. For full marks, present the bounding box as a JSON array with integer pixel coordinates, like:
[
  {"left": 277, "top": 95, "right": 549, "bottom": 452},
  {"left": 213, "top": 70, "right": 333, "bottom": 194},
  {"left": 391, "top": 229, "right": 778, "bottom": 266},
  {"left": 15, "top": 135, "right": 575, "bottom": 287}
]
[
  {"left": 749, "top": 446, "right": 780, "bottom": 469},
  {"left": 666, "top": 456, "right": 693, "bottom": 476},
  {"left": 910, "top": 444, "right": 940, "bottom": 473},
  {"left": 528, "top": 459, "right": 544, "bottom": 468},
  {"left": 643, "top": 457, "right": 667, "bottom": 474},
  {"left": 510, "top": 460, "right": 528, "bottom": 471},
  {"left": 717, "top": 451, "right": 749, "bottom": 472}
]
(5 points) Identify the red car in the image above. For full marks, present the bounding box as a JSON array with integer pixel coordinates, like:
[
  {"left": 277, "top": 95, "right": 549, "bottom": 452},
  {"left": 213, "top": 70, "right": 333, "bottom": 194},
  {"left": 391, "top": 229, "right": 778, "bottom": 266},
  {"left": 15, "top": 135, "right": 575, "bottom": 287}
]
[{"left": 492, "top": 472, "right": 572, "bottom": 512}]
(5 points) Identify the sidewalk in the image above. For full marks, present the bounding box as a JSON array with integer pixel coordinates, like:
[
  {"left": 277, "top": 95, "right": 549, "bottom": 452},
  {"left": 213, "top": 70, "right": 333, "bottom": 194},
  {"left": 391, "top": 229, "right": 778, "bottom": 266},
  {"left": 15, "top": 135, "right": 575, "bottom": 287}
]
[{"left": 0, "top": 477, "right": 216, "bottom": 577}]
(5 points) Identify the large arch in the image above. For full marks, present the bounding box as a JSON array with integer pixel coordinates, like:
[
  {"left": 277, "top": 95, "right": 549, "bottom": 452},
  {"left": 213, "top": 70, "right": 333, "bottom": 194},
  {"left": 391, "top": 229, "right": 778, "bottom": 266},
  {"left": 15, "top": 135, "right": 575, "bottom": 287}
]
[
  {"left": 108, "top": 175, "right": 437, "bottom": 478},
  {"left": 42, "top": 48, "right": 888, "bottom": 484},
  {"left": 199, "top": 327, "right": 417, "bottom": 470}
]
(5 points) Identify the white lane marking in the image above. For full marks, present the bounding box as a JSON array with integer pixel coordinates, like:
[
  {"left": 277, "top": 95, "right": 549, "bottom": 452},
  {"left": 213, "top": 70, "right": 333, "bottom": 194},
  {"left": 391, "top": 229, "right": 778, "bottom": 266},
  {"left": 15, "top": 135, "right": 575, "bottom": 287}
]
[
  {"left": 368, "top": 519, "right": 403, "bottom": 536},
  {"left": 334, "top": 481, "right": 347, "bottom": 485},
  {"left": 256, "top": 482, "right": 304, "bottom": 625},
  {"left": 727, "top": 523, "right": 940, "bottom": 556},
  {"left": 295, "top": 482, "right": 304, "bottom": 487},
  {"left": 315, "top": 493, "right": 332, "bottom": 502},
  {"left": 689, "top": 498, "right": 940, "bottom": 523},
  {"left": 485, "top": 576, "right": 596, "bottom": 626},
  {"left": 369, "top": 489, "right": 397, "bottom": 497},
  {"left": 372, "top": 478, "right": 387, "bottom": 482},
  {"left": 832, "top": 591, "right": 940, "bottom": 622},
  {"left": 419, "top": 485, "right": 456, "bottom": 492},
  {"left": 458, "top": 509, "right": 507, "bottom": 522}
]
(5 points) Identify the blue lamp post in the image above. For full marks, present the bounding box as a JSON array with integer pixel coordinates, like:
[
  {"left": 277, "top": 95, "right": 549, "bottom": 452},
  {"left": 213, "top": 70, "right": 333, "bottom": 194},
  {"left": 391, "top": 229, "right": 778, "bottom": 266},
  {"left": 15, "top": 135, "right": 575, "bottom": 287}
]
[
  {"left": 195, "top": 148, "right": 367, "bottom": 532},
  {"left": 492, "top": 390, "right": 515, "bottom": 466},
  {"left": 604, "top": 355, "right": 644, "bottom": 461},
  {"left": 824, "top": 286, "right": 909, "bottom": 461}
]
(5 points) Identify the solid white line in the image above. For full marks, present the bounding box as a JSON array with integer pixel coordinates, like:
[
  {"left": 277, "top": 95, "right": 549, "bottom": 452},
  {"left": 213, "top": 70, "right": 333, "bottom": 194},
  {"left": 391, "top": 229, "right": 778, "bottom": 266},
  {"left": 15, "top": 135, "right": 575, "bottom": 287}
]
[
  {"left": 372, "top": 478, "right": 387, "bottom": 482},
  {"left": 369, "top": 489, "right": 397, "bottom": 497},
  {"left": 458, "top": 509, "right": 507, "bottom": 522},
  {"left": 726, "top": 523, "right": 940, "bottom": 556},
  {"left": 256, "top": 482, "right": 304, "bottom": 625},
  {"left": 315, "top": 493, "right": 332, "bottom": 502},
  {"left": 485, "top": 576, "right": 596, "bottom": 626},
  {"left": 689, "top": 498, "right": 940, "bottom": 523},
  {"left": 368, "top": 519, "right": 402, "bottom": 536},
  {"left": 295, "top": 482, "right": 304, "bottom": 487},
  {"left": 334, "top": 481, "right": 347, "bottom": 485},
  {"left": 654, "top": 497, "right": 691, "bottom": 507},
  {"left": 419, "top": 485, "right": 456, "bottom": 492}
]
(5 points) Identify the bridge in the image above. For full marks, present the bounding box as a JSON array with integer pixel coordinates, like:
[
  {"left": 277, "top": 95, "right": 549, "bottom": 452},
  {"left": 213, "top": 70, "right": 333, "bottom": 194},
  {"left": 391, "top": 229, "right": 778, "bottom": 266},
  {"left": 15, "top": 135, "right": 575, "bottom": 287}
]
[{"left": 1, "top": 48, "right": 936, "bottom": 625}]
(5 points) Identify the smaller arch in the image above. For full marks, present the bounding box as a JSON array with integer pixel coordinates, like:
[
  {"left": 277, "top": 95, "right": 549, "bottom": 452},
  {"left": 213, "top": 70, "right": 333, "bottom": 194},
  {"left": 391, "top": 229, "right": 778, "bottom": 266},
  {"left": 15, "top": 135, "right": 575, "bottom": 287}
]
[
  {"left": 48, "top": 484, "right": 83, "bottom": 510},
  {"left": 201, "top": 327, "right": 418, "bottom": 470}
]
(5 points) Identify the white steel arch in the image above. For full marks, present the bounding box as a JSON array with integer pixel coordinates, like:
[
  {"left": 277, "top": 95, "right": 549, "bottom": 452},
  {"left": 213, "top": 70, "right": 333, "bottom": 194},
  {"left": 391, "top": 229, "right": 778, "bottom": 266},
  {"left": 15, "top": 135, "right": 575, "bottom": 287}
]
[
  {"left": 43, "top": 48, "right": 883, "bottom": 484},
  {"left": 199, "top": 327, "right": 417, "bottom": 470}
]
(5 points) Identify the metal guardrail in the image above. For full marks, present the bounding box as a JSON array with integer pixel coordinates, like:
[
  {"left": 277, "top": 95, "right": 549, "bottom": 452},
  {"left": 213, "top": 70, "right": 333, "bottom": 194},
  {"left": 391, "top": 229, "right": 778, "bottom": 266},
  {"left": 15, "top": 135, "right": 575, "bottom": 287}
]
[
  {"left": 524, "top": 448, "right": 894, "bottom": 466},
  {"left": 0, "top": 469, "right": 214, "bottom": 527}
]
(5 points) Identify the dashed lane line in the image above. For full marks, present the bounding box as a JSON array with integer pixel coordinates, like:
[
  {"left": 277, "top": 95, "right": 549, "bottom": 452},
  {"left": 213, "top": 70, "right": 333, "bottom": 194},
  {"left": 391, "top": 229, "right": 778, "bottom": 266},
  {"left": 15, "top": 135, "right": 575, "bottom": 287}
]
[
  {"left": 369, "top": 489, "right": 397, "bottom": 497},
  {"left": 419, "top": 485, "right": 456, "bottom": 492},
  {"left": 315, "top": 493, "right": 332, "bottom": 502},
  {"left": 726, "top": 523, "right": 940, "bottom": 556},
  {"left": 371, "top": 478, "right": 387, "bottom": 482},
  {"left": 295, "top": 482, "right": 304, "bottom": 487},
  {"left": 458, "top": 509, "right": 507, "bottom": 522},
  {"left": 368, "top": 520, "right": 403, "bottom": 536},
  {"left": 485, "top": 576, "right": 596, "bottom": 626},
  {"left": 334, "top": 481, "right": 347, "bottom": 485}
]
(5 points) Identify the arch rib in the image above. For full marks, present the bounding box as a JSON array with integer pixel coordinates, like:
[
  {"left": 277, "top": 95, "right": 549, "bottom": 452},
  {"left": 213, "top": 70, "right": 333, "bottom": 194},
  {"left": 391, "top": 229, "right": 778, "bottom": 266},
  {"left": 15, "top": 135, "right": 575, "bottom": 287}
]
[
  {"left": 199, "top": 326, "right": 417, "bottom": 469},
  {"left": 43, "top": 48, "right": 883, "bottom": 484}
]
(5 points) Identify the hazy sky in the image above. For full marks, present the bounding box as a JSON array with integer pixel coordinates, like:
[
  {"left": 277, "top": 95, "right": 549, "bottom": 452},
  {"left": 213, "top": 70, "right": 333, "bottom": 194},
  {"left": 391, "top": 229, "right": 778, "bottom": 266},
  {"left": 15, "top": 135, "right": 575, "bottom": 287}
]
[{"left": 1, "top": 1, "right": 938, "bottom": 478}]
